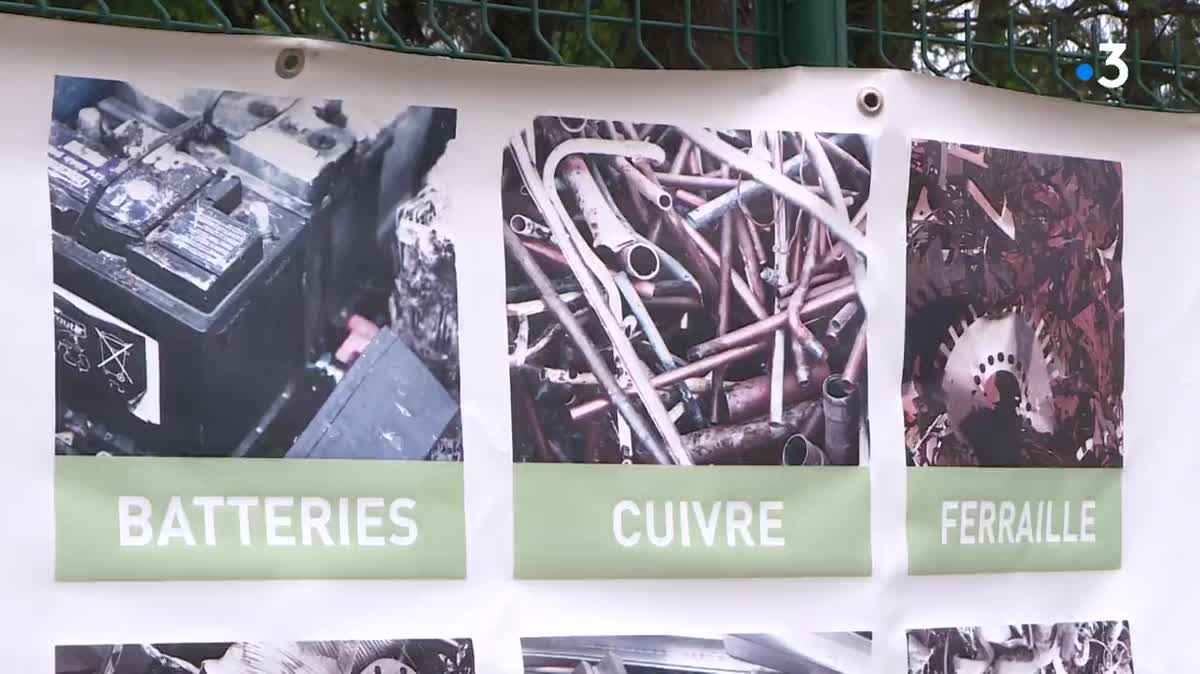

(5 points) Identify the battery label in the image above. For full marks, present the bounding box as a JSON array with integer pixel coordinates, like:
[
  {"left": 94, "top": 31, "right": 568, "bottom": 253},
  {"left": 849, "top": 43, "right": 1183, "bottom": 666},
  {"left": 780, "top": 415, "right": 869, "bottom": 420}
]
[{"left": 53, "top": 287, "right": 161, "bottom": 425}]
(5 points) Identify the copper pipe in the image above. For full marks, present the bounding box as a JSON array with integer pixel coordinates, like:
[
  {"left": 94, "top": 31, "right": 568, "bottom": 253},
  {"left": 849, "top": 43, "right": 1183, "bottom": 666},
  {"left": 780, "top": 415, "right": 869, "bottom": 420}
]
[
  {"left": 844, "top": 326, "right": 868, "bottom": 385},
  {"left": 521, "top": 239, "right": 569, "bottom": 271},
  {"left": 672, "top": 189, "right": 708, "bottom": 208},
  {"left": 654, "top": 173, "right": 740, "bottom": 191},
  {"left": 511, "top": 371, "right": 564, "bottom": 462},
  {"left": 633, "top": 279, "right": 695, "bottom": 298},
  {"left": 677, "top": 211, "right": 769, "bottom": 320},
  {"left": 780, "top": 275, "right": 854, "bottom": 307},
  {"left": 669, "top": 137, "right": 693, "bottom": 175},
  {"left": 733, "top": 211, "right": 766, "bottom": 305},
  {"left": 688, "top": 283, "right": 857, "bottom": 360},
  {"left": 778, "top": 271, "right": 839, "bottom": 297},
  {"left": 787, "top": 214, "right": 826, "bottom": 381},
  {"left": 725, "top": 362, "right": 829, "bottom": 424},
  {"left": 612, "top": 155, "right": 673, "bottom": 211},
  {"left": 710, "top": 188, "right": 736, "bottom": 423},
  {"left": 685, "top": 401, "right": 820, "bottom": 465},
  {"left": 642, "top": 296, "right": 703, "bottom": 312},
  {"left": 504, "top": 227, "right": 671, "bottom": 464},
  {"left": 581, "top": 417, "right": 607, "bottom": 463},
  {"left": 570, "top": 342, "right": 766, "bottom": 421}
]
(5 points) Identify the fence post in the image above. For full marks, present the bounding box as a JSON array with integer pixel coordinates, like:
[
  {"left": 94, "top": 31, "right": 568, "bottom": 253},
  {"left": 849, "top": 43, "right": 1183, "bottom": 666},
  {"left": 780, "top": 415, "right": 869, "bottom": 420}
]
[{"left": 781, "top": 0, "right": 848, "bottom": 67}]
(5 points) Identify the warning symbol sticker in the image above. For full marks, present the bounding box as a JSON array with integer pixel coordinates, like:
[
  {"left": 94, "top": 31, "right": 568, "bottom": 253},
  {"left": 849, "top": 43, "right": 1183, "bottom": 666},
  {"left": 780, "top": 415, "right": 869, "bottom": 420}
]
[
  {"left": 95, "top": 328, "right": 135, "bottom": 392},
  {"left": 53, "top": 288, "right": 159, "bottom": 424}
]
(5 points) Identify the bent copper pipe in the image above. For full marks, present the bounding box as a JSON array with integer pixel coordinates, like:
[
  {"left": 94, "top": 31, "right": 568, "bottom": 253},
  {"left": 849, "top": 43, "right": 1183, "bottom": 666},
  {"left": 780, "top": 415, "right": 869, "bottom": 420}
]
[
  {"left": 570, "top": 342, "right": 766, "bottom": 422},
  {"left": 536, "top": 136, "right": 691, "bottom": 464},
  {"left": 688, "top": 283, "right": 857, "bottom": 360},
  {"left": 504, "top": 226, "right": 670, "bottom": 464},
  {"left": 685, "top": 401, "right": 821, "bottom": 465}
]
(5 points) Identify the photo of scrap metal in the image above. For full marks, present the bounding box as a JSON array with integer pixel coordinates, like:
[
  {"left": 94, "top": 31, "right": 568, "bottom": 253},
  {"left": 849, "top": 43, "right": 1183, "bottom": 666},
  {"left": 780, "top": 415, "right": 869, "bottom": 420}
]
[
  {"left": 56, "top": 638, "right": 474, "bottom": 674},
  {"left": 522, "top": 633, "right": 870, "bottom": 674},
  {"left": 904, "top": 140, "right": 1123, "bottom": 468},
  {"left": 907, "top": 622, "right": 1133, "bottom": 674},
  {"left": 48, "top": 76, "right": 462, "bottom": 460},
  {"left": 502, "top": 117, "right": 870, "bottom": 466}
]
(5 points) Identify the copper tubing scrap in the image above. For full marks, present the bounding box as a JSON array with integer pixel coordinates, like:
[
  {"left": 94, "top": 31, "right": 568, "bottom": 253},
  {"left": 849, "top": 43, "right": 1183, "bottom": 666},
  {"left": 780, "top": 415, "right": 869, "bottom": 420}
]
[
  {"left": 773, "top": 275, "right": 854, "bottom": 310},
  {"left": 822, "top": 374, "right": 860, "bottom": 465},
  {"left": 778, "top": 271, "right": 840, "bottom": 298},
  {"left": 569, "top": 342, "right": 767, "bottom": 422},
  {"left": 844, "top": 326, "right": 868, "bottom": 385},
  {"left": 733, "top": 211, "right": 766, "bottom": 305},
  {"left": 511, "top": 371, "right": 565, "bottom": 462},
  {"left": 688, "top": 282, "right": 857, "bottom": 361},
  {"left": 826, "top": 302, "right": 860, "bottom": 342},
  {"left": 612, "top": 155, "right": 673, "bottom": 211},
  {"left": 503, "top": 227, "right": 672, "bottom": 464},
  {"left": 686, "top": 401, "right": 821, "bottom": 464},
  {"left": 521, "top": 239, "right": 570, "bottom": 271},
  {"left": 672, "top": 189, "right": 708, "bottom": 208},
  {"left": 654, "top": 173, "right": 741, "bottom": 191},
  {"left": 710, "top": 199, "right": 736, "bottom": 423},
  {"left": 724, "top": 362, "right": 829, "bottom": 424}
]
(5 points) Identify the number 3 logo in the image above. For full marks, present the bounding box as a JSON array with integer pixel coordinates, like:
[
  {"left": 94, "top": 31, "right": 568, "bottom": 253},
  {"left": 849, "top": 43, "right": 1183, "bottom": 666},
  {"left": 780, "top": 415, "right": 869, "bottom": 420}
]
[{"left": 1098, "top": 43, "right": 1129, "bottom": 88}]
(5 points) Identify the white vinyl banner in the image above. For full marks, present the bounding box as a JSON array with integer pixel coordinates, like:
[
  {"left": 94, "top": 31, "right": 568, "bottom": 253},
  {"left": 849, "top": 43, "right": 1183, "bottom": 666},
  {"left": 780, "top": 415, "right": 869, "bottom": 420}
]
[{"left": 1, "top": 12, "right": 1196, "bottom": 674}]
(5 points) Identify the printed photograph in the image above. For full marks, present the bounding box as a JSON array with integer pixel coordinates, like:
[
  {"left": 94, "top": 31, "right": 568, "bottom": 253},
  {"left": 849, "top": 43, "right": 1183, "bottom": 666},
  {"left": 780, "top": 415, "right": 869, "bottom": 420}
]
[
  {"left": 57, "top": 639, "right": 474, "bottom": 674},
  {"left": 522, "top": 633, "right": 870, "bottom": 674},
  {"left": 502, "top": 117, "right": 870, "bottom": 466},
  {"left": 904, "top": 140, "right": 1124, "bottom": 467},
  {"left": 907, "top": 622, "right": 1133, "bottom": 674},
  {"left": 49, "top": 76, "right": 462, "bottom": 460}
]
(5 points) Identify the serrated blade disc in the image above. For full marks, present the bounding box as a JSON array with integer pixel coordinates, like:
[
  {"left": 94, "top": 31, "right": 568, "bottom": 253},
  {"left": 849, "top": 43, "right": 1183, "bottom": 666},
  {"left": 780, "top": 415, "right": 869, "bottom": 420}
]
[{"left": 943, "top": 312, "right": 1056, "bottom": 446}]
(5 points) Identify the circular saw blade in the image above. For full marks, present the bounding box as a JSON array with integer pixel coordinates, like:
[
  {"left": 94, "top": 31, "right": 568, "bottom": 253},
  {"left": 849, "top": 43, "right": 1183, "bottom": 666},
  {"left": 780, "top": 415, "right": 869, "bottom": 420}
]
[{"left": 943, "top": 311, "right": 1057, "bottom": 446}]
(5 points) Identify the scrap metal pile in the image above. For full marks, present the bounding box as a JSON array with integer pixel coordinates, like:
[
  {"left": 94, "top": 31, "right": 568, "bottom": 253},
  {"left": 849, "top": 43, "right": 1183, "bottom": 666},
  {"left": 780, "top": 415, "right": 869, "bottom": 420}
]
[
  {"left": 904, "top": 141, "right": 1124, "bottom": 468},
  {"left": 502, "top": 117, "right": 870, "bottom": 466},
  {"left": 56, "top": 639, "right": 475, "bottom": 674},
  {"left": 522, "top": 634, "right": 867, "bottom": 674},
  {"left": 907, "top": 622, "right": 1133, "bottom": 674}
]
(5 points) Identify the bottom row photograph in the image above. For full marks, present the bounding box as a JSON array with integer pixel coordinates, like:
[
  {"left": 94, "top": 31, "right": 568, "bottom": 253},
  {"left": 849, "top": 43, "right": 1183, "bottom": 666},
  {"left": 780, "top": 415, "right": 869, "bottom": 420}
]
[{"left": 54, "top": 624, "right": 1132, "bottom": 674}]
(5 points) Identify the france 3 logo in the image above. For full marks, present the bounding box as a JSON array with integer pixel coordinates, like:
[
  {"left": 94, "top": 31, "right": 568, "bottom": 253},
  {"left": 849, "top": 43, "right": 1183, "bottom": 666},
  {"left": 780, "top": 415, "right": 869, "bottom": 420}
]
[{"left": 1074, "top": 43, "right": 1129, "bottom": 89}]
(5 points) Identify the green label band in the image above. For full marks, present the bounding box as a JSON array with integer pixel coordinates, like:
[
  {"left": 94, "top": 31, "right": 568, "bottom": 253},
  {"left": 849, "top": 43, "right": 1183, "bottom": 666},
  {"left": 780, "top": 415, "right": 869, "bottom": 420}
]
[
  {"left": 56, "top": 456, "right": 466, "bottom": 580},
  {"left": 514, "top": 463, "right": 871, "bottom": 578},
  {"left": 907, "top": 467, "right": 1121, "bottom": 574}
]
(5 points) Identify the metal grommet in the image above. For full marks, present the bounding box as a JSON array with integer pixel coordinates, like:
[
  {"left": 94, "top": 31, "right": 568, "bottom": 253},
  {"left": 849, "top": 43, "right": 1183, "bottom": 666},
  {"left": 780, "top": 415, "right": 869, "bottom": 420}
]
[
  {"left": 276, "top": 48, "right": 306, "bottom": 79},
  {"left": 856, "top": 86, "right": 883, "bottom": 116}
]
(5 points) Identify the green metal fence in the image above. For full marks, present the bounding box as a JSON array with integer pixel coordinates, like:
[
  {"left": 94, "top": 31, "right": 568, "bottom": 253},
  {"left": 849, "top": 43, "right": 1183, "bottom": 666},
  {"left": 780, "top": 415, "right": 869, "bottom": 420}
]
[{"left": 1, "top": 0, "right": 1196, "bottom": 112}]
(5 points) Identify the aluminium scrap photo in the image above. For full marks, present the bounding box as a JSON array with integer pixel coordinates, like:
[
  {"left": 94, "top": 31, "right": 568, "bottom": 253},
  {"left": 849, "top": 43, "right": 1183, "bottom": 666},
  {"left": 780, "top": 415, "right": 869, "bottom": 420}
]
[
  {"left": 502, "top": 117, "right": 871, "bottom": 466},
  {"left": 56, "top": 638, "right": 474, "bottom": 674},
  {"left": 907, "top": 622, "right": 1133, "bottom": 674},
  {"left": 521, "top": 633, "right": 870, "bottom": 674},
  {"left": 904, "top": 140, "right": 1123, "bottom": 468},
  {"left": 48, "top": 76, "right": 462, "bottom": 461}
]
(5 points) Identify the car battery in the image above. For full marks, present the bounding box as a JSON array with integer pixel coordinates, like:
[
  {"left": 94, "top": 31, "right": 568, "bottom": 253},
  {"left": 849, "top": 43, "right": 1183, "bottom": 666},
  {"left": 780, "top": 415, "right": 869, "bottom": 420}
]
[{"left": 49, "top": 95, "right": 313, "bottom": 457}]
